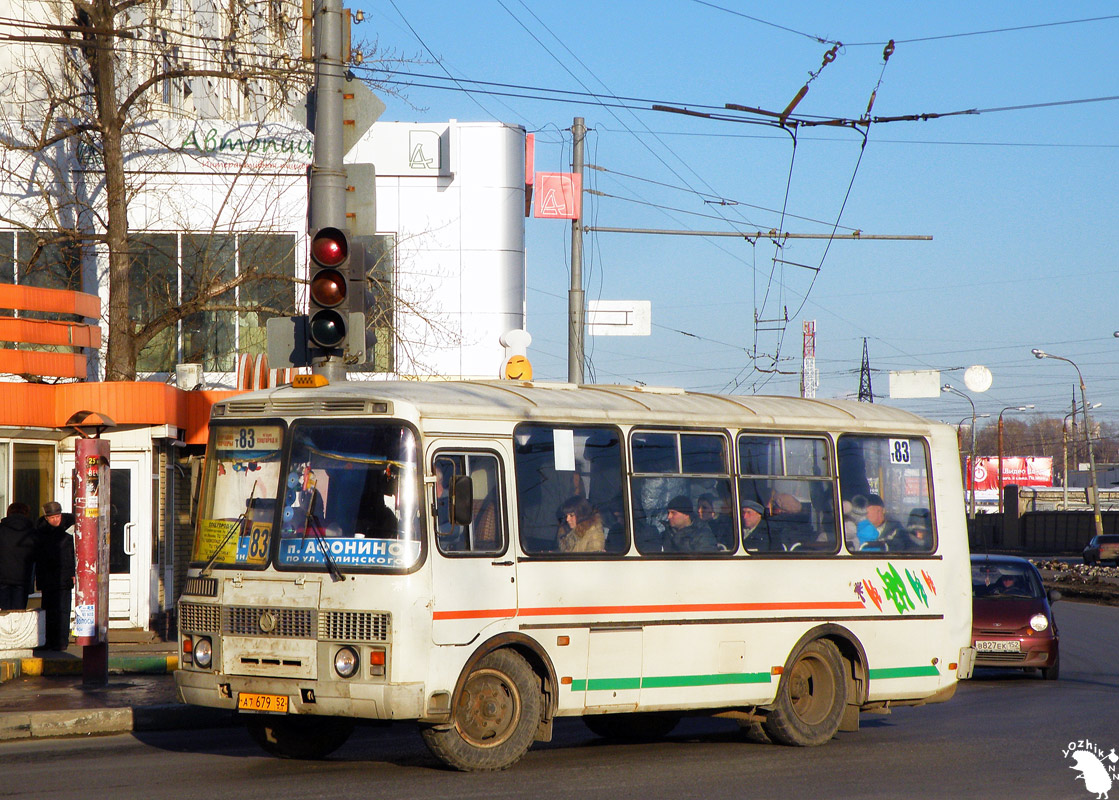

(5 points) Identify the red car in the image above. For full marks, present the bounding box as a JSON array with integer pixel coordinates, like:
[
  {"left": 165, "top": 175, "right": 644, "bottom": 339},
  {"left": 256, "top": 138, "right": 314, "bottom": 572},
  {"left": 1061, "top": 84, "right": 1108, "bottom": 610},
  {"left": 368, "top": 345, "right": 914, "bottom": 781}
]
[{"left": 971, "top": 555, "right": 1060, "bottom": 680}]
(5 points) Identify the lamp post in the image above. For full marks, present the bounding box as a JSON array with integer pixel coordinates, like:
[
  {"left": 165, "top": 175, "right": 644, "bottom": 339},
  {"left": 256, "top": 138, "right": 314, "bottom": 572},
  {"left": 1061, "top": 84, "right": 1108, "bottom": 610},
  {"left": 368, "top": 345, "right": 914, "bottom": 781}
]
[
  {"left": 1063, "top": 402, "right": 1102, "bottom": 510},
  {"left": 997, "top": 405, "right": 1035, "bottom": 514},
  {"left": 1032, "top": 349, "right": 1103, "bottom": 538},
  {"left": 942, "top": 383, "right": 979, "bottom": 518}
]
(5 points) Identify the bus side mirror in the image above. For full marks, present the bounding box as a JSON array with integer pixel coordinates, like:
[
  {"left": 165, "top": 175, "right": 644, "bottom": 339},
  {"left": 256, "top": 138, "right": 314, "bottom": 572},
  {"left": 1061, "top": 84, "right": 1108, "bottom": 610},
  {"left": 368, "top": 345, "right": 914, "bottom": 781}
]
[{"left": 451, "top": 475, "right": 473, "bottom": 525}]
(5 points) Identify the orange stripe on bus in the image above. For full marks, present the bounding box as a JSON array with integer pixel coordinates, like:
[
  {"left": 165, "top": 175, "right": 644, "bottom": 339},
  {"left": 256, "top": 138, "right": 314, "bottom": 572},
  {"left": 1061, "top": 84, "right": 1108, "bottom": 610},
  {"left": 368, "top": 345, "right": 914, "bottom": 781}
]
[{"left": 432, "top": 600, "right": 865, "bottom": 621}]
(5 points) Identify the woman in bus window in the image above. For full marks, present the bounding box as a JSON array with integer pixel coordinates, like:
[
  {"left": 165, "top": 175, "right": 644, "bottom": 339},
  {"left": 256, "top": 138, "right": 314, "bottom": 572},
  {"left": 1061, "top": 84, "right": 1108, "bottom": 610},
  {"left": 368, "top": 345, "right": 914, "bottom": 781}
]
[{"left": 556, "top": 496, "right": 606, "bottom": 553}]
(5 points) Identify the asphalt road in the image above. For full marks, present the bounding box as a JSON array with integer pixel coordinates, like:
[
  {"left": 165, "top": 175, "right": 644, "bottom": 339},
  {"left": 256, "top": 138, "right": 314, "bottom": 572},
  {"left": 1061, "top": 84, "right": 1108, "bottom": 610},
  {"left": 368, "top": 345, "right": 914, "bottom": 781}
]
[{"left": 2, "top": 600, "right": 1115, "bottom": 800}]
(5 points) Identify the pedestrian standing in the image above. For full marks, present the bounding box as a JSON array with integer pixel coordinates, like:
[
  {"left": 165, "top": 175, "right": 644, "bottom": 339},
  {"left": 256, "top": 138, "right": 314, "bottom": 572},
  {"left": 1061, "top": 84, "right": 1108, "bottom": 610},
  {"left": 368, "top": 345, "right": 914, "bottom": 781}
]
[
  {"left": 0, "top": 502, "right": 36, "bottom": 610},
  {"left": 34, "top": 501, "right": 76, "bottom": 650}
]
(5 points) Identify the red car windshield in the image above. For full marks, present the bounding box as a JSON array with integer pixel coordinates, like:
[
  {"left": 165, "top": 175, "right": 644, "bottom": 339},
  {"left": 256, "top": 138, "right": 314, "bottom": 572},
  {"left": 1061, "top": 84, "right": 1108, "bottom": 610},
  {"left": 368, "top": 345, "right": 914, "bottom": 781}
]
[{"left": 972, "top": 563, "right": 1043, "bottom": 599}]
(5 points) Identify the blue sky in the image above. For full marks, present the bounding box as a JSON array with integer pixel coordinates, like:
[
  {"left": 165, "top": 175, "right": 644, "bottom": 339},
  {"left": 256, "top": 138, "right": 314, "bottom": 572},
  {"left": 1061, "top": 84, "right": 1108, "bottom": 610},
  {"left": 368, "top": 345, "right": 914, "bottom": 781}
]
[{"left": 353, "top": 2, "right": 1119, "bottom": 426}]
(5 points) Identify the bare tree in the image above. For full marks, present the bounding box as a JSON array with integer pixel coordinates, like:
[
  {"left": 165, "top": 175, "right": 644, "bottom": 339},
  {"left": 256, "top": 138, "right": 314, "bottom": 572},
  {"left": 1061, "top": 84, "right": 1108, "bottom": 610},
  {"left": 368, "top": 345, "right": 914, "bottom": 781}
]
[{"left": 0, "top": 1, "right": 430, "bottom": 383}]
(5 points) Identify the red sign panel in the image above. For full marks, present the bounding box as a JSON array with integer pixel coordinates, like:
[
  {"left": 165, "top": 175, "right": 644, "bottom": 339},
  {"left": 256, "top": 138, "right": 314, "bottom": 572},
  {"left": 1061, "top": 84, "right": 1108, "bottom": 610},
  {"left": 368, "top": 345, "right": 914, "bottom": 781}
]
[
  {"left": 967, "top": 456, "right": 1054, "bottom": 491},
  {"left": 533, "top": 172, "right": 582, "bottom": 219}
]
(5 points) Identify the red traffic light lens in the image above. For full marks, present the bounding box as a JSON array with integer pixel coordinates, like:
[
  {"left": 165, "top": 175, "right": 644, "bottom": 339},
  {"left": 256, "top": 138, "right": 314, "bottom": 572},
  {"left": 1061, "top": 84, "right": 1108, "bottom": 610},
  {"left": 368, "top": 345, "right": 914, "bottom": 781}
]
[
  {"left": 311, "top": 228, "right": 348, "bottom": 268},
  {"left": 309, "top": 309, "right": 347, "bottom": 349},
  {"left": 309, "top": 268, "right": 346, "bottom": 308}
]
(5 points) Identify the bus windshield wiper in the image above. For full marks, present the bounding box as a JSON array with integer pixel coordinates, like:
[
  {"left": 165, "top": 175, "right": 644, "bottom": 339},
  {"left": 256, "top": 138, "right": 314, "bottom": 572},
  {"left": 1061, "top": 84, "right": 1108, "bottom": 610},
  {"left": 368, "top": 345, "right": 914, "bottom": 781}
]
[{"left": 304, "top": 485, "right": 344, "bottom": 583}]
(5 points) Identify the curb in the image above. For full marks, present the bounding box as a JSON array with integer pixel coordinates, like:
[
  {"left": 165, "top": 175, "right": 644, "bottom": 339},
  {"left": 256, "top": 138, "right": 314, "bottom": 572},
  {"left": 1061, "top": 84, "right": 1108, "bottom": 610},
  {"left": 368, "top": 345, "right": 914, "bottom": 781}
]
[
  {"left": 0, "top": 653, "right": 178, "bottom": 684},
  {"left": 0, "top": 703, "right": 234, "bottom": 741}
]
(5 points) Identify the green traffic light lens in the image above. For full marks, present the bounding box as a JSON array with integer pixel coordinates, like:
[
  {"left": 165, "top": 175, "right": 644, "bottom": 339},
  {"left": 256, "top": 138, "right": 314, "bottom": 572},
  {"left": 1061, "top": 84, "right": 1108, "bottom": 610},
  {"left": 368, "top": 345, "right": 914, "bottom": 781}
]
[
  {"left": 309, "top": 309, "right": 347, "bottom": 348},
  {"left": 309, "top": 268, "right": 346, "bottom": 308}
]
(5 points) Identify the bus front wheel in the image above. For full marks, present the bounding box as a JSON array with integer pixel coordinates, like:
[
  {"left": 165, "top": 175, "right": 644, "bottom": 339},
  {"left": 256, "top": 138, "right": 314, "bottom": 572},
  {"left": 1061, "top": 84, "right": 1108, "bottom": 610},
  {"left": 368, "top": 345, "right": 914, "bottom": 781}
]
[
  {"left": 421, "top": 649, "right": 542, "bottom": 771},
  {"left": 763, "top": 639, "right": 847, "bottom": 747},
  {"left": 245, "top": 715, "right": 355, "bottom": 759}
]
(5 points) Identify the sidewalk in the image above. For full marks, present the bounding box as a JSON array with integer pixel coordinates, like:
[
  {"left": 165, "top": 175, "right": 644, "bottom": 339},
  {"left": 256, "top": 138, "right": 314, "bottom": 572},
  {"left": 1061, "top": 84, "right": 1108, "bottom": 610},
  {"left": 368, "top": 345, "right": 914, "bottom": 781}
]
[{"left": 0, "top": 631, "right": 232, "bottom": 741}]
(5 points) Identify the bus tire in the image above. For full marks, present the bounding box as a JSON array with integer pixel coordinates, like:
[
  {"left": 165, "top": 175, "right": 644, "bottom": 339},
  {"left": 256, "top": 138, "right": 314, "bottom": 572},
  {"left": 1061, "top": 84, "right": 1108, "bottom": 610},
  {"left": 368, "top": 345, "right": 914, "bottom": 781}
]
[
  {"left": 584, "top": 712, "right": 679, "bottom": 742},
  {"left": 763, "top": 639, "right": 846, "bottom": 747},
  {"left": 245, "top": 715, "right": 355, "bottom": 759},
  {"left": 421, "top": 649, "right": 542, "bottom": 771}
]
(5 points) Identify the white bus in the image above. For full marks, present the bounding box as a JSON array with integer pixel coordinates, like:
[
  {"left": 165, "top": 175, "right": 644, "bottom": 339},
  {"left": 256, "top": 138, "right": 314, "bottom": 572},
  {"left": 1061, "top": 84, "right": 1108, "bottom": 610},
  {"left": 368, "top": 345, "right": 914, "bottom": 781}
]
[{"left": 176, "top": 378, "right": 975, "bottom": 771}]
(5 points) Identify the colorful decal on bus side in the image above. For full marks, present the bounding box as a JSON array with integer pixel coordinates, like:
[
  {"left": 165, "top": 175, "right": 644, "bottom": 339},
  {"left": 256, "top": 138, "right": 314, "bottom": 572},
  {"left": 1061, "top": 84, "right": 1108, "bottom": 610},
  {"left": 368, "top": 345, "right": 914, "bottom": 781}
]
[{"left": 854, "top": 562, "right": 937, "bottom": 614}]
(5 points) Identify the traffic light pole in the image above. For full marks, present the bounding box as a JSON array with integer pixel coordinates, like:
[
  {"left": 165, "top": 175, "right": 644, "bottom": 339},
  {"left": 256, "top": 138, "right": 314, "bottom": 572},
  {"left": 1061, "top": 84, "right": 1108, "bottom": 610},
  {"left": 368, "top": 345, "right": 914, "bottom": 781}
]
[{"left": 309, "top": 0, "right": 348, "bottom": 382}]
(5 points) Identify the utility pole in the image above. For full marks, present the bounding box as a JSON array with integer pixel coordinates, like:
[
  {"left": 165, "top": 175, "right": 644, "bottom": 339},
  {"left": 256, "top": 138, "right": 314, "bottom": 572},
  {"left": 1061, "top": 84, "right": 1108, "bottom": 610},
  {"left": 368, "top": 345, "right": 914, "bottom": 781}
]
[
  {"left": 568, "top": 116, "right": 586, "bottom": 385},
  {"left": 308, "top": 0, "right": 348, "bottom": 382}
]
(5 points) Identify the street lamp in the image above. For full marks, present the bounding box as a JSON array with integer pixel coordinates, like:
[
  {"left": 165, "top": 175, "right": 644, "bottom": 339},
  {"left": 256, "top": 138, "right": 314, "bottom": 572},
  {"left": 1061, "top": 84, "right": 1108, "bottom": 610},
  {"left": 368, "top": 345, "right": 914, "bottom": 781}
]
[
  {"left": 1062, "top": 402, "right": 1102, "bottom": 509},
  {"left": 942, "top": 383, "right": 979, "bottom": 518},
  {"left": 1032, "top": 349, "right": 1103, "bottom": 537},
  {"left": 997, "top": 405, "right": 1035, "bottom": 514}
]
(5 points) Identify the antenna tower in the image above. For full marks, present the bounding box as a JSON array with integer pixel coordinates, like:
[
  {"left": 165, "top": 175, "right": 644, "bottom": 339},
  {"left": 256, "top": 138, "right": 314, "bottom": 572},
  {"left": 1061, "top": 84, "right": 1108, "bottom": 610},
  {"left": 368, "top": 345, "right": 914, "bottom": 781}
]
[{"left": 858, "top": 338, "right": 874, "bottom": 403}]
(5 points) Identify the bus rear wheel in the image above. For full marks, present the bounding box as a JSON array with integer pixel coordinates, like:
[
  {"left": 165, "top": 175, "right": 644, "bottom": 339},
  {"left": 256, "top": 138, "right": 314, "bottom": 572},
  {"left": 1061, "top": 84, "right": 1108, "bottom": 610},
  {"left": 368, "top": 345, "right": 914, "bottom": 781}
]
[
  {"left": 763, "top": 639, "right": 846, "bottom": 747},
  {"left": 584, "top": 712, "right": 679, "bottom": 742},
  {"left": 245, "top": 715, "right": 355, "bottom": 759},
  {"left": 421, "top": 649, "right": 542, "bottom": 771}
]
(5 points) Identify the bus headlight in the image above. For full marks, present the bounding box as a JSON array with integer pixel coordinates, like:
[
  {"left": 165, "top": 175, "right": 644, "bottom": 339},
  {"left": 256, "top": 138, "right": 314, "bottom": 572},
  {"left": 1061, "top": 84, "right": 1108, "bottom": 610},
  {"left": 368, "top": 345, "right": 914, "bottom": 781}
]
[
  {"left": 194, "top": 637, "right": 213, "bottom": 669},
  {"left": 334, "top": 647, "right": 359, "bottom": 678},
  {"left": 1029, "top": 613, "right": 1049, "bottom": 632}
]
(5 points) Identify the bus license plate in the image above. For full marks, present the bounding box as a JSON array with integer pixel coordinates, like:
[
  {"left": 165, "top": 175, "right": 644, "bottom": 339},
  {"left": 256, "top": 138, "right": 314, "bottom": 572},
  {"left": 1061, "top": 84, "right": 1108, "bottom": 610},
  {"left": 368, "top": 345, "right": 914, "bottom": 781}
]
[
  {"left": 975, "top": 640, "right": 1020, "bottom": 653},
  {"left": 237, "top": 692, "right": 289, "bottom": 713}
]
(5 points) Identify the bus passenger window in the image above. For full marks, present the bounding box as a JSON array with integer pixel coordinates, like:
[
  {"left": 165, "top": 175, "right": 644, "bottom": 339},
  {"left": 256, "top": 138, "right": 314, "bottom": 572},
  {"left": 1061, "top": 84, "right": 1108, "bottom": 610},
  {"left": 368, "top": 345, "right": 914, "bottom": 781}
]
[
  {"left": 514, "top": 424, "right": 625, "bottom": 555},
  {"left": 631, "top": 430, "right": 734, "bottom": 556},
  {"left": 737, "top": 435, "right": 838, "bottom": 554},
  {"left": 837, "top": 435, "right": 935, "bottom": 554}
]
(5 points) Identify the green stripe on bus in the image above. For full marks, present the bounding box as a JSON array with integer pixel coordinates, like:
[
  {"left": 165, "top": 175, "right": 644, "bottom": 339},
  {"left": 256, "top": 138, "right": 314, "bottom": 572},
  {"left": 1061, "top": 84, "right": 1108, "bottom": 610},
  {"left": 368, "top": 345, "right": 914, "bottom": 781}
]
[
  {"left": 868, "top": 665, "right": 940, "bottom": 679},
  {"left": 572, "top": 672, "right": 772, "bottom": 692}
]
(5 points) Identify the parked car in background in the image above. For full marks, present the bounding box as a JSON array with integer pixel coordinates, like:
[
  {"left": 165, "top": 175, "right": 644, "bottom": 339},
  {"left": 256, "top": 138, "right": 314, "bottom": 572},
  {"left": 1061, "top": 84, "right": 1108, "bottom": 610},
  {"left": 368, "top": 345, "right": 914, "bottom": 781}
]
[
  {"left": 971, "top": 554, "right": 1060, "bottom": 680},
  {"left": 1082, "top": 534, "right": 1119, "bottom": 565}
]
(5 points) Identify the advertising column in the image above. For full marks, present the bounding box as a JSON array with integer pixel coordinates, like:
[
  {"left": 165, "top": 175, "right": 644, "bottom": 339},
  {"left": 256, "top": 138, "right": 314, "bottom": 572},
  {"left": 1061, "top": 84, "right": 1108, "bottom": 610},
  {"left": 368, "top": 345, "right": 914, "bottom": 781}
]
[{"left": 74, "top": 438, "right": 110, "bottom": 685}]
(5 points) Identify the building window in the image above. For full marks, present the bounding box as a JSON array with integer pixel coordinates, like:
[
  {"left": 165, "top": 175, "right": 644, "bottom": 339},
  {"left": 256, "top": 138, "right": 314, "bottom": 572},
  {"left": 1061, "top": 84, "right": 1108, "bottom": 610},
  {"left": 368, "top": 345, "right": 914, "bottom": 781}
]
[
  {"left": 130, "top": 234, "right": 179, "bottom": 373},
  {"left": 237, "top": 233, "right": 297, "bottom": 358},
  {"left": 358, "top": 234, "right": 395, "bottom": 373},
  {"left": 127, "top": 232, "right": 296, "bottom": 374},
  {"left": 181, "top": 234, "right": 236, "bottom": 372}
]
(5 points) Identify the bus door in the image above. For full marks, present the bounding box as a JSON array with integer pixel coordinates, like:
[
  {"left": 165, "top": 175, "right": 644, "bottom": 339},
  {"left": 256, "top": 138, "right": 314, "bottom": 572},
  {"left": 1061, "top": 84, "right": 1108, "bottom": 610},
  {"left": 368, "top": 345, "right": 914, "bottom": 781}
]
[{"left": 428, "top": 445, "right": 517, "bottom": 646}]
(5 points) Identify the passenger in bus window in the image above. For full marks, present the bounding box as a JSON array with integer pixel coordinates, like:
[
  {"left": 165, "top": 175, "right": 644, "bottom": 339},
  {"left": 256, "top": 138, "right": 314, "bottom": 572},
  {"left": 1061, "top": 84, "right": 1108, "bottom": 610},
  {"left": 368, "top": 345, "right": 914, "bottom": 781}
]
[
  {"left": 740, "top": 499, "right": 773, "bottom": 552},
  {"left": 556, "top": 496, "right": 605, "bottom": 553},
  {"left": 767, "top": 492, "right": 810, "bottom": 550},
  {"left": 899, "top": 507, "right": 933, "bottom": 551},
  {"left": 663, "top": 496, "right": 719, "bottom": 553},
  {"left": 856, "top": 494, "right": 901, "bottom": 551},
  {"left": 698, "top": 492, "right": 734, "bottom": 550}
]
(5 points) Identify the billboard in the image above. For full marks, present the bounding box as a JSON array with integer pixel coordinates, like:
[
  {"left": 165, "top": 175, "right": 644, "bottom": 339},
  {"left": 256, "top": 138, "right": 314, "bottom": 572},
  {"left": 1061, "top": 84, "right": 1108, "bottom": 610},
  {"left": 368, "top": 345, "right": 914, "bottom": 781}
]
[{"left": 967, "top": 456, "right": 1053, "bottom": 499}]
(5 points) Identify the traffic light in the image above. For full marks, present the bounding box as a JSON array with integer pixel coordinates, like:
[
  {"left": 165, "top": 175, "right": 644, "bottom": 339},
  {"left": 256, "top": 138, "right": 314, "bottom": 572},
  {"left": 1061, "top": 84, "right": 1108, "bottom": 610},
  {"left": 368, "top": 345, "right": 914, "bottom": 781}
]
[{"left": 308, "top": 226, "right": 352, "bottom": 354}]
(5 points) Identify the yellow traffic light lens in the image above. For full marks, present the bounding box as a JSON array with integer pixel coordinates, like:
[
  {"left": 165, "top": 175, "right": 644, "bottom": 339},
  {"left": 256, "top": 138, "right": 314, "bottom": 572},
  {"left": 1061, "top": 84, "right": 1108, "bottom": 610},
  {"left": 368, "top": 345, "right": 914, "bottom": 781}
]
[{"left": 309, "top": 268, "right": 346, "bottom": 308}]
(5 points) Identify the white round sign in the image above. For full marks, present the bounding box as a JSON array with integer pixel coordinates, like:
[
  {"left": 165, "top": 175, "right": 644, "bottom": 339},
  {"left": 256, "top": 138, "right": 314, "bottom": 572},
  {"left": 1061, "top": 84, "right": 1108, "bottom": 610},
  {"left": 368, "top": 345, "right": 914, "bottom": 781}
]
[{"left": 964, "top": 365, "right": 993, "bottom": 393}]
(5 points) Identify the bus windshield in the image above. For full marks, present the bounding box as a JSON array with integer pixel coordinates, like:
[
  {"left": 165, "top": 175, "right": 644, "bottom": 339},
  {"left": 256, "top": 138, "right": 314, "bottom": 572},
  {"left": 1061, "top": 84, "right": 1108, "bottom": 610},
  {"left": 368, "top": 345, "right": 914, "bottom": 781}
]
[
  {"left": 275, "top": 421, "right": 421, "bottom": 572},
  {"left": 192, "top": 420, "right": 422, "bottom": 572}
]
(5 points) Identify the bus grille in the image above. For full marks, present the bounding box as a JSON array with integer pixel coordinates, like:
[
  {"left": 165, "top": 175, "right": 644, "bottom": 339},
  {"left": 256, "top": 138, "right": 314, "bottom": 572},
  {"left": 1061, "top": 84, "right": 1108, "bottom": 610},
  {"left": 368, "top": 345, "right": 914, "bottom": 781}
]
[
  {"left": 182, "top": 577, "right": 218, "bottom": 598},
  {"left": 224, "top": 606, "right": 315, "bottom": 638},
  {"left": 321, "top": 610, "right": 390, "bottom": 642},
  {"left": 179, "top": 601, "right": 220, "bottom": 634}
]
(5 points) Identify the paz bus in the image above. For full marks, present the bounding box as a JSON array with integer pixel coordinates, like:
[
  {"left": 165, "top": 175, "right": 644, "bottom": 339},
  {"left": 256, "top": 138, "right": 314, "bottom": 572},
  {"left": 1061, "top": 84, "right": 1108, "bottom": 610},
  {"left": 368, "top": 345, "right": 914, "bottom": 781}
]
[{"left": 175, "top": 378, "right": 975, "bottom": 771}]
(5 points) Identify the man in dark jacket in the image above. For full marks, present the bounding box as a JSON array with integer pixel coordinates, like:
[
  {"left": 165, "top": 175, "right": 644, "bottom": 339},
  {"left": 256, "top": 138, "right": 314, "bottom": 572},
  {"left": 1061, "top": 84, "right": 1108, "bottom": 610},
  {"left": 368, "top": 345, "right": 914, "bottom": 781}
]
[
  {"left": 0, "top": 502, "right": 36, "bottom": 610},
  {"left": 34, "top": 501, "right": 76, "bottom": 651}
]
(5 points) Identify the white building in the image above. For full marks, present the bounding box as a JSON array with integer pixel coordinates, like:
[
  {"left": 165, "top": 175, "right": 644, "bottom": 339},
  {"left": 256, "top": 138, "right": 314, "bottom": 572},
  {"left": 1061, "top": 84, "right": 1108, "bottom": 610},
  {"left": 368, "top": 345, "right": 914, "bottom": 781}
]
[{"left": 0, "top": 0, "right": 529, "bottom": 632}]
